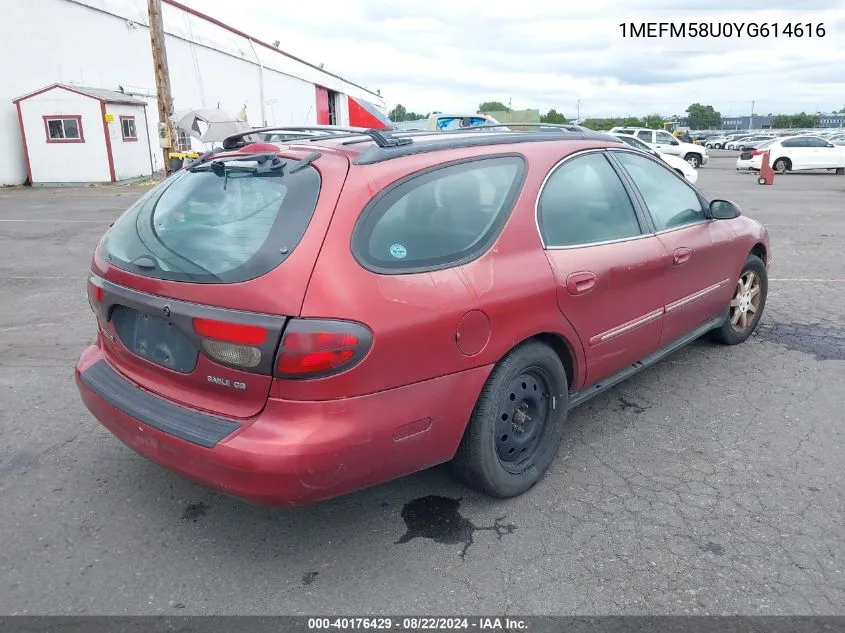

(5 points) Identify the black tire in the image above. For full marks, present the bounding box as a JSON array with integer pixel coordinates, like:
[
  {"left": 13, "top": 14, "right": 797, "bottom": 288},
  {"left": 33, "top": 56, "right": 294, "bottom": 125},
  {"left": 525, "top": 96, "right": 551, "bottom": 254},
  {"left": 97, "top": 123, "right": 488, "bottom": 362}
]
[
  {"left": 758, "top": 177, "right": 766, "bottom": 185},
  {"left": 451, "top": 340, "right": 569, "bottom": 498},
  {"left": 710, "top": 255, "right": 768, "bottom": 345},
  {"left": 705, "top": 143, "right": 713, "bottom": 149},
  {"left": 685, "top": 153, "right": 702, "bottom": 168},
  {"left": 715, "top": 143, "right": 723, "bottom": 149},
  {"left": 773, "top": 157, "right": 790, "bottom": 173}
]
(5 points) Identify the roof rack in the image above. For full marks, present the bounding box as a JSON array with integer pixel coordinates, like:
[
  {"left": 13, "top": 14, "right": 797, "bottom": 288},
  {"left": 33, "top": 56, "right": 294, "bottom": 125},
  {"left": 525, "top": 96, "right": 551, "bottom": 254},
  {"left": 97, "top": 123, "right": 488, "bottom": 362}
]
[{"left": 222, "top": 125, "right": 413, "bottom": 150}]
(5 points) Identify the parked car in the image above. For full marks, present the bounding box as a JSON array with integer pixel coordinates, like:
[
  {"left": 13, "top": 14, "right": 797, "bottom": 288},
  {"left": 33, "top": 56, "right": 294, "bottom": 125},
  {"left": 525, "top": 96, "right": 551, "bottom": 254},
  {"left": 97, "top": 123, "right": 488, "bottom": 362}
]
[
  {"left": 611, "top": 133, "right": 698, "bottom": 183},
  {"left": 609, "top": 127, "right": 709, "bottom": 167},
  {"left": 75, "top": 125, "right": 770, "bottom": 506},
  {"left": 726, "top": 135, "right": 774, "bottom": 150},
  {"left": 736, "top": 135, "right": 845, "bottom": 173},
  {"left": 827, "top": 133, "right": 845, "bottom": 146},
  {"left": 704, "top": 135, "right": 731, "bottom": 149}
]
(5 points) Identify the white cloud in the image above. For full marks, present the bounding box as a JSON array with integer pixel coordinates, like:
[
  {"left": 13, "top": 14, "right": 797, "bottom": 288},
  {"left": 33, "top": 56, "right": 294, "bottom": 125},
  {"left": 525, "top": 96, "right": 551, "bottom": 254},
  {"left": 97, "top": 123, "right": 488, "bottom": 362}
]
[{"left": 179, "top": 0, "right": 845, "bottom": 118}]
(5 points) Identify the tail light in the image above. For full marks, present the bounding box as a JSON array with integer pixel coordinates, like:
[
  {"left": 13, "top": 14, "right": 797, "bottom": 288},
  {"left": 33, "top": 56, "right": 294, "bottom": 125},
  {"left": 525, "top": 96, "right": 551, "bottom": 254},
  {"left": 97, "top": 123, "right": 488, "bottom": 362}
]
[
  {"left": 193, "top": 317, "right": 267, "bottom": 369},
  {"left": 87, "top": 275, "right": 104, "bottom": 313},
  {"left": 751, "top": 150, "right": 765, "bottom": 156},
  {"left": 275, "top": 319, "right": 372, "bottom": 378}
]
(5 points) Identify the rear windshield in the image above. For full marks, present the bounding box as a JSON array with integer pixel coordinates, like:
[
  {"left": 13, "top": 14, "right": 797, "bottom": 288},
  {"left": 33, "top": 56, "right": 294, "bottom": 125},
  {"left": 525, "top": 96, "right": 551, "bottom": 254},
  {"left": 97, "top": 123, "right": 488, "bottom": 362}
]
[{"left": 100, "top": 154, "right": 321, "bottom": 283}]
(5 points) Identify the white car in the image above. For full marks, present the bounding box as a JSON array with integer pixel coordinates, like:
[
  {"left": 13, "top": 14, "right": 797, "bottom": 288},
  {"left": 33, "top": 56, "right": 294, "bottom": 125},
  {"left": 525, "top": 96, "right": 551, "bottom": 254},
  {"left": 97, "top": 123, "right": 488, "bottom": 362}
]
[
  {"left": 611, "top": 134, "right": 698, "bottom": 184},
  {"left": 608, "top": 127, "right": 708, "bottom": 168},
  {"left": 736, "top": 135, "right": 845, "bottom": 173}
]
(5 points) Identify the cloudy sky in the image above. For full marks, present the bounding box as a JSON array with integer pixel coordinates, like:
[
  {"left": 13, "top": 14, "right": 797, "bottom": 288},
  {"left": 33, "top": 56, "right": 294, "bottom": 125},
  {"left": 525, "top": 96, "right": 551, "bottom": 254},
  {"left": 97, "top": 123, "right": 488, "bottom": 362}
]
[{"left": 180, "top": 0, "right": 845, "bottom": 118}]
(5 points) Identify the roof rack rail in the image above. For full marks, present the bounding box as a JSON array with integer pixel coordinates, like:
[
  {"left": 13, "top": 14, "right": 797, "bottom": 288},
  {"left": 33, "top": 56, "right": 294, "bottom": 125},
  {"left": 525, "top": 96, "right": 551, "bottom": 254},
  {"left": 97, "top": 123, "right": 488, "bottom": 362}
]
[
  {"left": 222, "top": 125, "right": 369, "bottom": 149},
  {"left": 222, "top": 125, "right": 414, "bottom": 150}
]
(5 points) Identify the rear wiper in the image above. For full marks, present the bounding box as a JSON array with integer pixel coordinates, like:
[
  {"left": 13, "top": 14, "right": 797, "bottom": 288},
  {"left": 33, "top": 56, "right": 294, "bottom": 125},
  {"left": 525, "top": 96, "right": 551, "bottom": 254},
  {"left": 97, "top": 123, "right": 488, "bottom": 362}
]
[{"left": 188, "top": 152, "right": 286, "bottom": 174}]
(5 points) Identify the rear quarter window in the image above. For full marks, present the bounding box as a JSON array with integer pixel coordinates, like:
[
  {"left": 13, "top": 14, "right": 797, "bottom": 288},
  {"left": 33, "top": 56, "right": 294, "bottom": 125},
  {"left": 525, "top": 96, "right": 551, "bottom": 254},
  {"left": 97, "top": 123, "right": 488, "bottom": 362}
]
[{"left": 351, "top": 156, "right": 526, "bottom": 274}]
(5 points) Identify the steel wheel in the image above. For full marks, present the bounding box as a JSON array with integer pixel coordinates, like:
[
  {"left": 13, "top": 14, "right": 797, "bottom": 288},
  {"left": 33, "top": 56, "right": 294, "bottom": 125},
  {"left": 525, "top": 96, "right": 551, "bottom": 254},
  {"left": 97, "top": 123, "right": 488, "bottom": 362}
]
[
  {"left": 494, "top": 369, "right": 552, "bottom": 474},
  {"left": 729, "top": 271, "right": 762, "bottom": 332}
]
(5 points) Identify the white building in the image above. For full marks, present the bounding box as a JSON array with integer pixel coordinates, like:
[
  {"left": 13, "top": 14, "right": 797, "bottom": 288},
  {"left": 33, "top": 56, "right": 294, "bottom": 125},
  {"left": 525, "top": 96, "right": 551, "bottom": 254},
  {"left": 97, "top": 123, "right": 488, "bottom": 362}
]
[
  {"left": 14, "top": 84, "right": 153, "bottom": 185},
  {"left": 1, "top": 0, "right": 388, "bottom": 186}
]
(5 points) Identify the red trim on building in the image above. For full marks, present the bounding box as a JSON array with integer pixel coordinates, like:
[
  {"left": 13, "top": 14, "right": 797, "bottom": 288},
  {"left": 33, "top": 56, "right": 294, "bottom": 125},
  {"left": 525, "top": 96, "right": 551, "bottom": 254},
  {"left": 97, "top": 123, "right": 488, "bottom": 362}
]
[
  {"left": 347, "top": 96, "right": 388, "bottom": 129},
  {"left": 43, "top": 115, "right": 85, "bottom": 143},
  {"left": 15, "top": 102, "right": 33, "bottom": 185},
  {"left": 119, "top": 115, "right": 138, "bottom": 141},
  {"left": 101, "top": 102, "right": 117, "bottom": 182},
  {"left": 162, "top": 0, "right": 381, "bottom": 100},
  {"left": 315, "top": 86, "right": 331, "bottom": 125}
]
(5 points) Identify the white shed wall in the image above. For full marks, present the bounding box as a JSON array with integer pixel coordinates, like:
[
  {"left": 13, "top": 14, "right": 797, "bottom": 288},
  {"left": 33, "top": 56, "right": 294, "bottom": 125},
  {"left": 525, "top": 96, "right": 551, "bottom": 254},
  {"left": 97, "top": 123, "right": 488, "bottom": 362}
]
[
  {"left": 20, "top": 89, "right": 110, "bottom": 184},
  {"left": 106, "top": 103, "right": 153, "bottom": 180},
  {"left": 1, "top": 0, "right": 385, "bottom": 185}
]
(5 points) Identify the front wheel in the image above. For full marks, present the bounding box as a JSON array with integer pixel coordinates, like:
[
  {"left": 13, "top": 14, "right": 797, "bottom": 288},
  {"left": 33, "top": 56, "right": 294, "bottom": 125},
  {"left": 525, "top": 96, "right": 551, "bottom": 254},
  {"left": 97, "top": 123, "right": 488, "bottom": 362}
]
[
  {"left": 685, "top": 153, "right": 702, "bottom": 168},
  {"left": 451, "top": 340, "right": 569, "bottom": 498},
  {"left": 710, "top": 255, "right": 768, "bottom": 345}
]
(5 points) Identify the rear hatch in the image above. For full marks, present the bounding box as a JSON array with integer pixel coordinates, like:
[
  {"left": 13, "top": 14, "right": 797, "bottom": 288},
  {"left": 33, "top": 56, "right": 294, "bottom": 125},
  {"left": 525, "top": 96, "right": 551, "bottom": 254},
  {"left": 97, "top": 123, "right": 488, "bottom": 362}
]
[{"left": 87, "top": 149, "right": 348, "bottom": 418}]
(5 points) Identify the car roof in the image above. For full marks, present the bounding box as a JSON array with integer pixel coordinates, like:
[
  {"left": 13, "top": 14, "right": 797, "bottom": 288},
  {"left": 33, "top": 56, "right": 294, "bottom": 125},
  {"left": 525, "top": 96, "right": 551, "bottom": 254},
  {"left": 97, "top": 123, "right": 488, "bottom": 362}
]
[{"left": 220, "top": 124, "right": 623, "bottom": 166}]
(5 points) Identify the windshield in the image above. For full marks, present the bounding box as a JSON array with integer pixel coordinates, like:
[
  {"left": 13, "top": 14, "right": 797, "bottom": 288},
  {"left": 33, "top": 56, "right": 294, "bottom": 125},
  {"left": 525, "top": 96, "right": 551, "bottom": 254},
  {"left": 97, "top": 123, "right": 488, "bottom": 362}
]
[{"left": 100, "top": 155, "right": 322, "bottom": 283}]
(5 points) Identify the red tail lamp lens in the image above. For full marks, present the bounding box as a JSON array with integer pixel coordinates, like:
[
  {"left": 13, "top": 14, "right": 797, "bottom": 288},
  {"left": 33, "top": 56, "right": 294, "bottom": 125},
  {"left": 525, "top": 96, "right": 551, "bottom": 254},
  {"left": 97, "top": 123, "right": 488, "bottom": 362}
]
[
  {"left": 277, "top": 330, "right": 361, "bottom": 375},
  {"left": 192, "top": 317, "right": 267, "bottom": 345}
]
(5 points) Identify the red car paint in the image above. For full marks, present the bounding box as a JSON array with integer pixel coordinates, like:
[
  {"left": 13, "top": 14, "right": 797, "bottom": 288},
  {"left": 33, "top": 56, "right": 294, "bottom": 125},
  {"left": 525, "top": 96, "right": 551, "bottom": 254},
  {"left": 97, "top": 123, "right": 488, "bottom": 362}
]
[{"left": 75, "top": 132, "right": 770, "bottom": 506}]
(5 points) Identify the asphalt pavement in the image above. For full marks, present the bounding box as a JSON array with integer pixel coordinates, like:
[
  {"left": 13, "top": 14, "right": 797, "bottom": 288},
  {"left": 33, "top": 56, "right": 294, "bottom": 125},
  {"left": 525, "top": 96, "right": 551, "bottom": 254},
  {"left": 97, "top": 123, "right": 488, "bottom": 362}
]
[{"left": 1, "top": 154, "right": 843, "bottom": 615}]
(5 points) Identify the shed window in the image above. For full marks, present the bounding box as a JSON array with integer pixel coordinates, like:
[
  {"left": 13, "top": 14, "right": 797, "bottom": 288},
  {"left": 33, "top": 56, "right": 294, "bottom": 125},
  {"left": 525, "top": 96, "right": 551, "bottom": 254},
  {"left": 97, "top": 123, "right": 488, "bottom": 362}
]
[
  {"left": 44, "top": 116, "right": 83, "bottom": 142},
  {"left": 120, "top": 116, "right": 137, "bottom": 141}
]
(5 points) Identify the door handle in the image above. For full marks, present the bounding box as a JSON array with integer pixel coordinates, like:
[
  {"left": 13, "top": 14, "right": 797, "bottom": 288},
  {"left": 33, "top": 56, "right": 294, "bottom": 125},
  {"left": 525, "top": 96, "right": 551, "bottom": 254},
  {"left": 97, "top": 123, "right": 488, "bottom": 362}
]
[
  {"left": 673, "top": 247, "right": 692, "bottom": 265},
  {"left": 566, "top": 271, "right": 597, "bottom": 295}
]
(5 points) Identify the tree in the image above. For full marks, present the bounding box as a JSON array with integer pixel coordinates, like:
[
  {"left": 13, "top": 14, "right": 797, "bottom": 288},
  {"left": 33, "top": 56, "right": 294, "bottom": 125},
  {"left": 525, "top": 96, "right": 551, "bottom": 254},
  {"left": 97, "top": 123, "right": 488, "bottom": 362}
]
[
  {"left": 838, "top": 106, "right": 845, "bottom": 113},
  {"left": 388, "top": 104, "right": 407, "bottom": 122},
  {"left": 388, "top": 104, "right": 426, "bottom": 122},
  {"left": 540, "top": 109, "right": 567, "bottom": 124},
  {"left": 478, "top": 101, "right": 510, "bottom": 113},
  {"left": 772, "top": 112, "right": 820, "bottom": 128},
  {"left": 641, "top": 113, "right": 665, "bottom": 129},
  {"left": 685, "top": 103, "right": 722, "bottom": 129}
]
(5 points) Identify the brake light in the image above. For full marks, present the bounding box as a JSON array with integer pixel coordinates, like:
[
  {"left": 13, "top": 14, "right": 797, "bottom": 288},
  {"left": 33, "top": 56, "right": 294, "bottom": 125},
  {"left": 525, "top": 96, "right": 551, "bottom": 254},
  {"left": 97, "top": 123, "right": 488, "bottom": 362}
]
[
  {"left": 276, "top": 320, "right": 372, "bottom": 377},
  {"left": 192, "top": 318, "right": 267, "bottom": 345},
  {"left": 752, "top": 150, "right": 765, "bottom": 156},
  {"left": 87, "top": 275, "right": 104, "bottom": 314},
  {"left": 193, "top": 318, "right": 267, "bottom": 369}
]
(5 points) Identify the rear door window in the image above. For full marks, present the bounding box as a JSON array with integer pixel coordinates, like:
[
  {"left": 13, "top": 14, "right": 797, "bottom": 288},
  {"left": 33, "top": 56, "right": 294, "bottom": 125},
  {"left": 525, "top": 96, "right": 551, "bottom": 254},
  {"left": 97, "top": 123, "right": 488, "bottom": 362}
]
[
  {"left": 538, "top": 152, "right": 643, "bottom": 247},
  {"left": 636, "top": 131, "right": 653, "bottom": 142},
  {"left": 352, "top": 156, "right": 526, "bottom": 273},
  {"left": 101, "top": 154, "right": 321, "bottom": 283}
]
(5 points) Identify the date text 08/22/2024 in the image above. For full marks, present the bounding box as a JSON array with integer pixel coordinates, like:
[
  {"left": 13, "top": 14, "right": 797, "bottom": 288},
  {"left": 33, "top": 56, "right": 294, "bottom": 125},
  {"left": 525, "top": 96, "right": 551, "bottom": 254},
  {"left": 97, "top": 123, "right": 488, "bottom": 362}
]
[{"left": 619, "top": 22, "right": 826, "bottom": 38}]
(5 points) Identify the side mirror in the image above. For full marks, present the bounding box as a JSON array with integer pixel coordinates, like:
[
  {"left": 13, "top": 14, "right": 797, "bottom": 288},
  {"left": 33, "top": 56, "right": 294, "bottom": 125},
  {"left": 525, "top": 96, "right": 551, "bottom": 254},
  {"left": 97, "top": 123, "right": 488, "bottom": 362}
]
[
  {"left": 710, "top": 199, "right": 741, "bottom": 220},
  {"left": 826, "top": 143, "right": 835, "bottom": 148}
]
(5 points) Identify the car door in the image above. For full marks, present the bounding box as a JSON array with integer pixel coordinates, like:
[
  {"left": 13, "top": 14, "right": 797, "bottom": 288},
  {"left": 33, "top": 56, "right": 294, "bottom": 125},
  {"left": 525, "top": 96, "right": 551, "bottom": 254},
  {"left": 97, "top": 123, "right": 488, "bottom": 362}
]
[
  {"left": 779, "top": 137, "right": 812, "bottom": 169},
  {"left": 609, "top": 150, "right": 739, "bottom": 347},
  {"left": 805, "top": 136, "right": 840, "bottom": 168},
  {"left": 655, "top": 130, "right": 682, "bottom": 156},
  {"left": 538, "top": 150, "right": 670, "bottom": 387}
]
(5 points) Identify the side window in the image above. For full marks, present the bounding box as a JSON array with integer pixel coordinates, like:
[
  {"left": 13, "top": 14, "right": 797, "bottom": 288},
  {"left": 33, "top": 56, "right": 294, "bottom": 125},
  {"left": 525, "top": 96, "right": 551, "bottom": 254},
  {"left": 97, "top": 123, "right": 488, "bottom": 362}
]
[
  {"left": 782, "top": 138, "right": 808, "bottom": 148},
  {"left": 614, "top": 151, "right": 706, "bottom": 231},
  {"left": 636, "top": 131, "right": 652, "bottom": 142},
  {"left": 538, "top": 153, "right": 642, "bottom": 247},
  {"left": 806, "top": 137, "right": 829, "bottom": 147},
  {"left": 657, "top": 131, "right": 679, "bottom": 145},
  {"left": 352, "top": 156, "right": 525, "bottom": 272}
]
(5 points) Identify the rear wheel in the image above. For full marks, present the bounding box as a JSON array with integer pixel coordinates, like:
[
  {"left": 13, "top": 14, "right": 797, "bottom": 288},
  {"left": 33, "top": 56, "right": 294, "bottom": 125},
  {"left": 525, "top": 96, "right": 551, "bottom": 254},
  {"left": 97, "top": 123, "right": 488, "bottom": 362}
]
[
  {"left": 451, "top": 340, "right": 568, "bottom": 498},
  {"left": 685, "top": 153, "right": 702, "bottom": 168},
  {"left": 773, "top": 157, "right": 791, "bottom": 173},
  {"left": 710, "top": 255, "right": 767, "bottom": 345}
]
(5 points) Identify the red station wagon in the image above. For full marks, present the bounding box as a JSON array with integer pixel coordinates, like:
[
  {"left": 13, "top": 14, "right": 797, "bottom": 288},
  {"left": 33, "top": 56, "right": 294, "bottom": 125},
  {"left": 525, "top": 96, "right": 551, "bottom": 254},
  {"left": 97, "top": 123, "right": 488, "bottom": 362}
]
[{"left": 75, "top": 124, "right": 771, "bottom": 506}]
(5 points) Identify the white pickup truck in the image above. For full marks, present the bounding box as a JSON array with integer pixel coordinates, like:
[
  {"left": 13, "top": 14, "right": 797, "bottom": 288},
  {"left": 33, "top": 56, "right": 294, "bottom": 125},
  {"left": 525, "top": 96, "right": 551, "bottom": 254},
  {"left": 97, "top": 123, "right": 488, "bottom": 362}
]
[{"left": 609, "top": 127, "right": 709, "bottom": 168}]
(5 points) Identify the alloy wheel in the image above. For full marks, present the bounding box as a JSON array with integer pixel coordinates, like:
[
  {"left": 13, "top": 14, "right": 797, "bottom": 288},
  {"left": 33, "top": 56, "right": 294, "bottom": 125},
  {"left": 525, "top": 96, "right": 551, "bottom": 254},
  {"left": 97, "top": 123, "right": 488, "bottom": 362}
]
[{"left": 730, "top": 271, "right": 762, "bottom": 332}]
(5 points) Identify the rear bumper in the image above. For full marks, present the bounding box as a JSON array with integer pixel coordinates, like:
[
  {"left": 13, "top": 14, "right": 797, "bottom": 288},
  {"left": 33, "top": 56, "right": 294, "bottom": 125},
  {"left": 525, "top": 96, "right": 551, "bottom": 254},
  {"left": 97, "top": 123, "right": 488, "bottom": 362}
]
[{"left": 76, "top": 345, "right": 491, "bottom": 506}]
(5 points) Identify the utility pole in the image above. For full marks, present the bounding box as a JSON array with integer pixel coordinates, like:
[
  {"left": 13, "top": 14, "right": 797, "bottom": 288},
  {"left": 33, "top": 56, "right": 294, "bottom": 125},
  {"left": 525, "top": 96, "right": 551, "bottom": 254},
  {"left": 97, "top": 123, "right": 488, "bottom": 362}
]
[
  {"left": 749, "top": 100, "right": 755, "bottom": 130},
  {"left": 148, "top": 0, "right": 175, "bottom": 174},
  {"left": 577, "top": 99, "right": 581, "bottom": 122}
]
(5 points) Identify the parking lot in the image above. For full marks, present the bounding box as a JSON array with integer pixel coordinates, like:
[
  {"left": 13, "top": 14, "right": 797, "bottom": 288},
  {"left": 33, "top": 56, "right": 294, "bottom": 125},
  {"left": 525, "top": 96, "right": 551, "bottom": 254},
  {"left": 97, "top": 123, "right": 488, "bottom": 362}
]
[{"left": 1, "top": 153, "right": 843, "bottom": 616}]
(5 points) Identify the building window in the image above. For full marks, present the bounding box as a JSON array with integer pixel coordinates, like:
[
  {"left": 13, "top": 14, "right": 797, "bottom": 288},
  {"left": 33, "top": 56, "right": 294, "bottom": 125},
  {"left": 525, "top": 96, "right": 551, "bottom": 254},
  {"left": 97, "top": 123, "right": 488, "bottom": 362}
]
[
  {"left": 44, "top": 115, "right": 84, "bottom": 143},
  {"left": 120, "top": 116, "right": 137, "bottom": 141},
  {"left": 176, "top": 128, "right": 192, "bottom": 151}
]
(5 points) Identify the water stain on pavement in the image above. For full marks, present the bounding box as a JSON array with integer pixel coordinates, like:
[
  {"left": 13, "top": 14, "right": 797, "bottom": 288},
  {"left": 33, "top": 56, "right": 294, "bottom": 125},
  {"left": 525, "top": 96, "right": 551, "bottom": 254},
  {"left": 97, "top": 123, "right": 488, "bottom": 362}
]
[
  {"left": 302, "top": 571, "right": 319, "bottom": 585},
  {"left": 701, "top": 542, "right": 726, "bottom": 556},
  {"left": 756, "top": 322, "right": 845, "bottom": 361},
  {"left": 395, "top": 495, "right": 517, "bottom": 559},
  {"left": 181, "top": 501, "right": 210, "bottom": 522}
]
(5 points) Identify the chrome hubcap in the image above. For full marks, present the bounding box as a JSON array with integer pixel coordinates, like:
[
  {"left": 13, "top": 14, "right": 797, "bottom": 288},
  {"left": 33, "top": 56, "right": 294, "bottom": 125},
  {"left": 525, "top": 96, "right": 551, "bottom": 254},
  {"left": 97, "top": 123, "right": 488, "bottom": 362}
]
[{"left": 729, "top": 271, "right": 762, "bottom": 332}]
